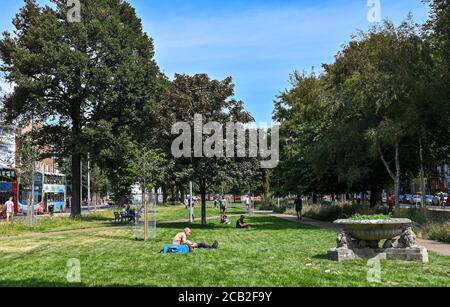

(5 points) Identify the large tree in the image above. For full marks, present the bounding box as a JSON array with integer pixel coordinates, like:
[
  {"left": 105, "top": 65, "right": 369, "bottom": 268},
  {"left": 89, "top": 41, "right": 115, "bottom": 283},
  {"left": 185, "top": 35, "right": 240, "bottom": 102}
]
[
  {"left": 274, "top": 18, "right": 440, "bottom": 207},
  {"left": 321, "top": 19, "right": 435, "bottom": 206},
  {"left": 0, "top": 0, "right": 163, "bottom": 216},
  {"left": 425, "top": 0, "right": 450, "bottom": 159},
  {"left": 163, "top": 73, "right": 255, "bottom": 226}
]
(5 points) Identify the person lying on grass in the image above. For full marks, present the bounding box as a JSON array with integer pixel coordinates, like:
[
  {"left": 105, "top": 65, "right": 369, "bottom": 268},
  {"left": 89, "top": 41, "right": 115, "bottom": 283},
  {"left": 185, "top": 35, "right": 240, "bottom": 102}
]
[
  {"left": 236, "top": 215, "right": 252, "bottom": 229},
  {"left": 172, "top": 228, "right": 219, "bottom": 250}
]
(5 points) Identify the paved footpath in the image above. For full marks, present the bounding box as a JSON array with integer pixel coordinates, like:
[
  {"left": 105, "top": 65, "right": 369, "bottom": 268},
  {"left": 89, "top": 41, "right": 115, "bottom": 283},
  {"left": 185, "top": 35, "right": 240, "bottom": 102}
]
[{"left": 272, "top": 214, "right": 450, "bottom": 257}]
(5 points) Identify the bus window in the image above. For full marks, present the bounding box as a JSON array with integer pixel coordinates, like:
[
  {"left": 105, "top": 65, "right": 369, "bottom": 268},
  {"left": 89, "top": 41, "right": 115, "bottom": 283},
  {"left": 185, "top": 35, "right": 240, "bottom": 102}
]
[{"left": 47, "top": 193, "right": 65, "bottom": 202}]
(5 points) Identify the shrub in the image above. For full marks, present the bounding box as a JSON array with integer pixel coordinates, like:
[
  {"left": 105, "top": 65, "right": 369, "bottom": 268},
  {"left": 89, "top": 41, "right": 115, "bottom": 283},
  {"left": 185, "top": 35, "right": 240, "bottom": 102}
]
[
  {"left": 351, "top": 214, "right": 391, "bottom": 221},
  {"left": 421, "top": 223, "right": 450, "bottom": 243},
  {"left": 393, "top": 207, "right": 450, "bottom": 225},
  {"left": 303, "top": 203, "right": 379, "bottom": 222},
  {"left": 273, "top": 206, "right": 290, "bottom": 214}
]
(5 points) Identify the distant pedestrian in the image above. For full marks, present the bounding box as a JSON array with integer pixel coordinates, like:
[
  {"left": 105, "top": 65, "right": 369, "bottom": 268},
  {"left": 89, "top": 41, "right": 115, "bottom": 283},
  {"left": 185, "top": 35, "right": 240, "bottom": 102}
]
[
  {"left": 432, "top": 194, "right": 440, "bottom": 207},
  {"left": 220, "top": 196, "right": 227, "bottom": 215},
  {"left": 295, "top": 195, "right": 303, "bottom": 220},
  {"left": 387, "top": 193, "right": 395, "bottom": 212},
  {"left": 5, "top": 196, "right": 14, "bottom": 223},
  {"left": 245, "top": 196, "right": 251, "bottom": 212},
  {"left": 439, "top": 193, "right": 446, "bottom": 207},
  {"left": 127, "top": 205, "right": 136, "bottom": 224}
]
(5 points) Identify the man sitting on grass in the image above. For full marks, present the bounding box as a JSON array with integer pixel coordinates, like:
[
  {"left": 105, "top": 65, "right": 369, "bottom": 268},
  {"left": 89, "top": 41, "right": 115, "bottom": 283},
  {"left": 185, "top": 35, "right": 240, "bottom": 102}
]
[
  {"left": 172, "top": 228, "right": 219, "bottom": 250},
  {"left": 236, "top": 215, "right": 252, "bottom": 229},
  {"left": 221, "top": 214, "right": 231, "bottom": 225}
]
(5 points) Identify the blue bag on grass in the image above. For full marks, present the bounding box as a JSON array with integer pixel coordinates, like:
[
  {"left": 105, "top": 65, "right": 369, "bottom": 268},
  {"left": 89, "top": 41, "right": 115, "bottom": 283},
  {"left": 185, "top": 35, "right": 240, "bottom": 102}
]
[{"left": 160, "top": 244, "right": 191, "bottom": 254}]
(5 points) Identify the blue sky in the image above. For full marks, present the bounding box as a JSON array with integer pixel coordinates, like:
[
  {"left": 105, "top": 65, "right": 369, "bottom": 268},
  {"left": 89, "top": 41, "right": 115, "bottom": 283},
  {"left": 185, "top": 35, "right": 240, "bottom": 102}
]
[{"left": 0, "top": 0, "right": 431, "bottom": 123}]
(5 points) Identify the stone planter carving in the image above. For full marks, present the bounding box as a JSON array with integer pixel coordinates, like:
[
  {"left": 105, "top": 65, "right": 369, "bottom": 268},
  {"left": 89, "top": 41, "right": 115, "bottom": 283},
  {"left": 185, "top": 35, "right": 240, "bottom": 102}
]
[{"left": 328, "top": 219, "right": 429, "bottom": 263}]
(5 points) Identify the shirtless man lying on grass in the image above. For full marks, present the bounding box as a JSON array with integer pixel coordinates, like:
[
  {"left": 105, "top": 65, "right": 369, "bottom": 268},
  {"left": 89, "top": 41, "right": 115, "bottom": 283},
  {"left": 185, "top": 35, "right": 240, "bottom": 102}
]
[{"left": 172, "top": 228, "right": 219, "bottom": 250}]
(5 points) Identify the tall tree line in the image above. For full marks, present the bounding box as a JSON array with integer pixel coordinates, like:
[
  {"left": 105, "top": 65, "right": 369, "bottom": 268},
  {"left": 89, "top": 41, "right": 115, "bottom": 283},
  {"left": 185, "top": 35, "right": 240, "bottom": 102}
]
[
  {"left": 273, "top": 2, "right": 450, "bottom": 206},
  {"left": 0, "top": 0, "right": 259, "bottom": 223}
]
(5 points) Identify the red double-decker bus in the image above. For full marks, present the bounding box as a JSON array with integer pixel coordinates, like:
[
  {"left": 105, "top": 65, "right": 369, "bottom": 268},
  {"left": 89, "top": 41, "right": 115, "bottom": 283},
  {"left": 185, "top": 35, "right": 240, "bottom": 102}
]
[{"left": 0, "top": 168, "right": 19, "bottom": 218}]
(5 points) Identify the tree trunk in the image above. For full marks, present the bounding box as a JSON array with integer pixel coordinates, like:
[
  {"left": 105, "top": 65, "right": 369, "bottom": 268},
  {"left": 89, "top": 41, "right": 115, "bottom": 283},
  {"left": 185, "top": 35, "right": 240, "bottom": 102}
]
[
  {"left": 162, "top": 185, "right": 168, "bottom": 204},
  {"left": 380, "top": 143, "right": 401, "bottom": 207},
  {"left": 180, "top": 185, "right": 185, "bottom": 204},
  {"left": 71, "top": 151, "right": 81, "bottom": 217},
  {"left": 143, "top": 185, "right": 148, "bottom": 241},
  {"left": 394, "top": 143, "right": 401, "bottom": 207},
  {"left": 200, "top": 179, "right": 207, "bottom": 226},
  {"left": 419, "top": 138, "right": 426, "bottom": 208},
  {"left": 171, "top": 185, "right": 176, "bottom": 205},
  {"left": 370, "top": 186, "right": 381, "bottom": 208}
]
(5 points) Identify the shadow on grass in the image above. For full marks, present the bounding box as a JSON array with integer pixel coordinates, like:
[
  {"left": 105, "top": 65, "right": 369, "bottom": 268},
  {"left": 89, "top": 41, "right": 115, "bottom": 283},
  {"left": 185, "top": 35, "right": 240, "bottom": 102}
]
[
  {"left": 312, "top": 253, "right": 330, "bottom": 260},
  {"left": 156, "top": 216, "right": 324, "bottom": 231}
]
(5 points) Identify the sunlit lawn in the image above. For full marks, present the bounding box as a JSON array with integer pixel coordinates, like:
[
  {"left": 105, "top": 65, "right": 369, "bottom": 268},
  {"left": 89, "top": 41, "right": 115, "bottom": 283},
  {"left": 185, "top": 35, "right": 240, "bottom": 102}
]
[
  {"left": 155, "top": 202, "right": 246, "bottom": 221},
  {"left": 0, "top": 215, "right": 449, "bottom": 287},
  {"left": 0, "top": 203, "right": 246, "bottom": 237}
]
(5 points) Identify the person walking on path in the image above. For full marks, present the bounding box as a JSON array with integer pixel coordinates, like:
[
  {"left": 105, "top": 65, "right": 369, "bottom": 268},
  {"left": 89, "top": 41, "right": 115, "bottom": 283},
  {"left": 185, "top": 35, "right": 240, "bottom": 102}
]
[
  {"left": 6, "top": 196, "right": 14, "bottom": 223},
  {"left": 220, "top": 196, "right": 227, "bottom": 215},
  {"left": 245, "top": 196, "right": 253, "bottom": 215},
  {"left": 295, "top": 195, "right": 303, "bottom": 220}
]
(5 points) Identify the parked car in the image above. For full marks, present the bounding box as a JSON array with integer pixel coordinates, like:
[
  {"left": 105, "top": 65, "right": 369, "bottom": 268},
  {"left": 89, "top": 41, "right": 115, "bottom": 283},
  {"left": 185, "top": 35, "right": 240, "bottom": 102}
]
[
  {"left": 411, "top": 194, "right": 422, "bottom": 205},
  {"left": 398, "top": 195, "right": 405, "bottom": 204},
  {"left": 403, "top": 194, "right": 413, "bottom": 205},
  {"left": 382, "top": 193, "right": 387, "bottom": 204},
  {"left": 425, "top": 195, "right": 434, "bottom": 206}
]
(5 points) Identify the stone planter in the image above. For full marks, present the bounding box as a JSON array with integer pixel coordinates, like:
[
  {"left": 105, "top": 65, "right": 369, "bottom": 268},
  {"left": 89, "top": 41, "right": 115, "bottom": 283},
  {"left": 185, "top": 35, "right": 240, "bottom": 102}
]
[
  {"left": 334, "top": 218, "right": 412, "bottom": 241},
  {"left": 328, "top": 219, "right": 429, "bottom": 263}
]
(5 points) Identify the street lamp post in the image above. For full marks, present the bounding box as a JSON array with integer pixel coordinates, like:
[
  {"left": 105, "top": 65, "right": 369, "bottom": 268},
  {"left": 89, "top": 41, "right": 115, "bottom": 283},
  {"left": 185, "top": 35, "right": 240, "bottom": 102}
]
[
  {"left": 189, "top": 181, "right": 193, "bottom": 223},
  {"left": 144, "top": 181, "right": 148, "bottom": 242},
  {"left": 29, "top": 116, "right": 35, "bottom": 226},
  {"left": 87, "top": 153, "right": 91, "bottom": 212}
]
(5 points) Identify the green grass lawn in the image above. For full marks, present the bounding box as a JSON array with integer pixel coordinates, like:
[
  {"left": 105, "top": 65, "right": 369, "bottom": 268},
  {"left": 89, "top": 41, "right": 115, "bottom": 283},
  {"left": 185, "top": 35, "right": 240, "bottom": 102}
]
[
  {"left": 0, "top": 203, "right": 247, "bottom": 237},
  {"left": 0, "top": 212, "right": 113, "bottom": 237},
  {"left": 155, "top": 202, "right": 246, "bottom": 221},
  {"left": 0, "top": 215, "right": 449, "bottom": 287}
]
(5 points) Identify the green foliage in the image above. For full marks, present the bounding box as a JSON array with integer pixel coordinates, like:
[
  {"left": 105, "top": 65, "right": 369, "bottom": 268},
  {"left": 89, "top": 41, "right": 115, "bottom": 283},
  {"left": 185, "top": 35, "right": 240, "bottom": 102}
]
[
  {"left": 0, "top": 0, "right": 164, "bottom": 215},
  {"left": 161, "top": 73, "right": 257, "bottom": 224},
  {"left": 130, "top": 146, "right": 166, "bottom": 191},
  {"left": 393, "top": 207, "right": 450, "bottom": 225},
  {"left": 351, "top": 214, "right": 392, "bottom": 221},
  {"left": 273, "top": 12, "right": 449, "bottom": 206},
  {"left": 303, "top": 203, "right": 388, "bottom": 222},
  {"left": 16, "top": 133, "right": 40, "bottom": 188},
  {"left": 420, "top": 223, "right": 450, "bottom": 243}
]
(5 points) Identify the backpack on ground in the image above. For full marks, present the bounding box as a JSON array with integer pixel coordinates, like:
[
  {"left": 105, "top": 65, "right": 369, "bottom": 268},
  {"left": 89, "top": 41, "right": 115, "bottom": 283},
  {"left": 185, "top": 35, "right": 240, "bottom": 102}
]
[{"left": 160, "top": 244, "right": 191, "bottom": 254}]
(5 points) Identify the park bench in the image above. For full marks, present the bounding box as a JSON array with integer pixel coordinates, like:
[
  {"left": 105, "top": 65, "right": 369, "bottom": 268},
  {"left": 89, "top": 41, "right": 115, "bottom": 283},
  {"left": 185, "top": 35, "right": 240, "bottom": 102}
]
[
  {"left": 113, "top": 212, "right": 124, "bottom": 224},
  {"left": 114, "top": 211, "right": 135, "bottom": 225},
  {"left": 121, "top": 212, "right": 132, "bottom": 224}
]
